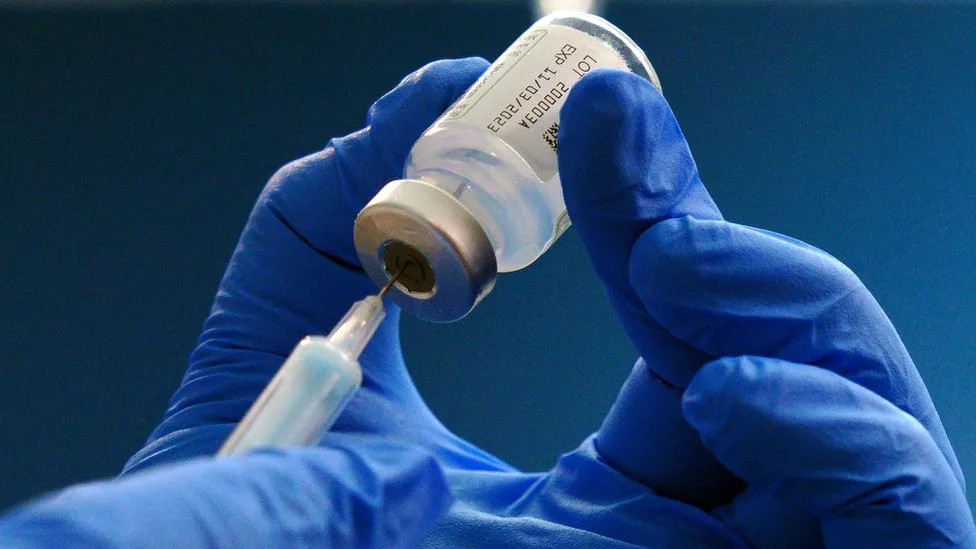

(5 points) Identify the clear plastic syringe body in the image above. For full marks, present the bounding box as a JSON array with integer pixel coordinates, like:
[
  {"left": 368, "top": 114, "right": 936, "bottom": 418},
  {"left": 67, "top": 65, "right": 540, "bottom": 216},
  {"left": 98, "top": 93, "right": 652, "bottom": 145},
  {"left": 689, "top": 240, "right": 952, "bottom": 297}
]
[
  {"left": 217, "top": 296, "right": 383, "bottom": 456},
  {"left": 355, "top": 12, "right": 661, "bottom": 322}
]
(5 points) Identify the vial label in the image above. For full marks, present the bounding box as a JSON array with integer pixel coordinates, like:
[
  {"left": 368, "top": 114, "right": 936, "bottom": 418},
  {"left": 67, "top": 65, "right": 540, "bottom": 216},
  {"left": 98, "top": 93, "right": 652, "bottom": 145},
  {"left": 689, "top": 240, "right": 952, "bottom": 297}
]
[{"left": 440, "top": 24, "right": 629, "bottom": 182}]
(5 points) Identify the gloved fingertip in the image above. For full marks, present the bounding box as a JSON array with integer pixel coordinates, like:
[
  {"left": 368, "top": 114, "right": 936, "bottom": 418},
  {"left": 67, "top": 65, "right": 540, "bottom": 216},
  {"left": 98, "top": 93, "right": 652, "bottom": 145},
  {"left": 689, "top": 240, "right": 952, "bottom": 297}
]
[
  {"left": 556, "top": 67, "right": 709, "bottom": 306},
  {"left": 562, "top": 68, "right": 663, "bottom": 130},
  {"left": 402, "top": 56, "right": 492, "bottom": 92},
  {"left": 559, "top": 68, "right": 668, "bottom": 211},
  {"left": 364, "top": 57, "right": 490, "bottom": 165},
  {"left": 369, "top": 57, "right": 490, "bottom": 125},
  {"left": 556, "top": 67, "right": 720, "bottom": 324},
  {"left": 682, "top": 356, "right": 761, "bottom": 439}
]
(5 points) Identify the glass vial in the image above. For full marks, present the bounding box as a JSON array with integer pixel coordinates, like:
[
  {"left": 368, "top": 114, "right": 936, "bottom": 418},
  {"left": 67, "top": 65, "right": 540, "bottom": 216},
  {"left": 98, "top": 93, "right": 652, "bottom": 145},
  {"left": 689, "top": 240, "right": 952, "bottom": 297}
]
[{"left": 355, "top": 11, "right": 660, "bottom": 322}]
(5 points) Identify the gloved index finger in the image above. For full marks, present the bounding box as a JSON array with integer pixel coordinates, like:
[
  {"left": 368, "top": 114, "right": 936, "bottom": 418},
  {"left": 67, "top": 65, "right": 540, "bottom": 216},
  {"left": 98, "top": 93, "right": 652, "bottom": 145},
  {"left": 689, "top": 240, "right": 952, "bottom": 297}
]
[
  {"left": 628, "top": 214, "right": 964, "bottom": 492},
  {"left": 262, "top": 56, "right": 491, "bottom": 268},
  {"left": 685, "top": 356, "right": 975, "bottom": 548},
  {"left": 559, "top": 67, "right": 962, "bottom": 506},
  {"left": 135, "top": 59, "right": 501, "bottom": 468}
]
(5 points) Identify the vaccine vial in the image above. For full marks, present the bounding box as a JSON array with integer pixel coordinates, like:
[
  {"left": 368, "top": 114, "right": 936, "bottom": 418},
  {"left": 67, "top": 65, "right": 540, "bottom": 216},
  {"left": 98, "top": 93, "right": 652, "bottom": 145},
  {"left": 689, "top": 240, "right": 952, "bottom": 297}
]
[{"left": 355, "top": 11, "right": 661, "bottom": 322}]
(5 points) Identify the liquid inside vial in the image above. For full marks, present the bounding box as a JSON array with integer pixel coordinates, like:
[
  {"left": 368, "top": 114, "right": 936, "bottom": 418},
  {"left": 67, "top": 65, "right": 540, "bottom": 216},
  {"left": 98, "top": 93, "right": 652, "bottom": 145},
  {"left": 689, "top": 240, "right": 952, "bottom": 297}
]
[
  {"left": 405, "top": 12, "right": 660, "bottom": 272},
  {"left": 353, "top": 11, "right": 660, "bottom": 322}
]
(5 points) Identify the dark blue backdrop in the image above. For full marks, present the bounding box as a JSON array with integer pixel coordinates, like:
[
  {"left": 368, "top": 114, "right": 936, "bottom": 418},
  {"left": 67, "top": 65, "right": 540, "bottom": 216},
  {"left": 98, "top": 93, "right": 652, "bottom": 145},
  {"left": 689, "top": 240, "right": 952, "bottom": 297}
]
[{"left": 2, "top": 2, "right": 974, "bottom": 515}]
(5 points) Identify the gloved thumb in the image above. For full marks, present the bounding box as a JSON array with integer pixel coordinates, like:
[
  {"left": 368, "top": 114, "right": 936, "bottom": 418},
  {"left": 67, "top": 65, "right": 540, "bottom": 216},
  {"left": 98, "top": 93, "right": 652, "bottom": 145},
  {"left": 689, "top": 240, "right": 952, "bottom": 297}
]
[
  {"left": 683, "top": 356, "right": 976, "bottom": 548},
  {"left": 558, "top": 68, "right": 722, "bottom": 366},
  {"left": 559, "top": 68, "right": 739, "bottom": 508},
  {"left": 0, "top": 434, "right": 452, "bottom": 549}
]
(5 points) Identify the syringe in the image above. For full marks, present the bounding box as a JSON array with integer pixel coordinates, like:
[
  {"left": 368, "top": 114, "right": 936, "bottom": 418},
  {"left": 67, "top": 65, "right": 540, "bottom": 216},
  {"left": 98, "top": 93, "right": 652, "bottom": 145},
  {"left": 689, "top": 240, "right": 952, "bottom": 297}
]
[{"left": 218, "top": 275, "right": 399, "bottom": 456}]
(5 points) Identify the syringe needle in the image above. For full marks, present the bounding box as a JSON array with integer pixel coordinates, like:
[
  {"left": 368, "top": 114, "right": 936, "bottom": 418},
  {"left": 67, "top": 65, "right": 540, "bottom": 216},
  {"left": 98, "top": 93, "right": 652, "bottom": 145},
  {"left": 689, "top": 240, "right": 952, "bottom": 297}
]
[
  {"left": 219, "top": 254, "right": 417, "bottom": 457},
  {"left": 219, "top": 270, "right": 404, "bottom": 456},
  {"left": 378, "top": 266, "right": 406, "bottom": 298}
]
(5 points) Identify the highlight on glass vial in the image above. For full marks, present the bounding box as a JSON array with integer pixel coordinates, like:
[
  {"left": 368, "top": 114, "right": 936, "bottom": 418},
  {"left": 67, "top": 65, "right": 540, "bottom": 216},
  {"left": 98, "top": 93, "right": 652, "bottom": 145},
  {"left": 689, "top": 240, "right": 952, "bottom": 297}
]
[{"left": 354, "top": 11, "right": 661, "bottom": 323}]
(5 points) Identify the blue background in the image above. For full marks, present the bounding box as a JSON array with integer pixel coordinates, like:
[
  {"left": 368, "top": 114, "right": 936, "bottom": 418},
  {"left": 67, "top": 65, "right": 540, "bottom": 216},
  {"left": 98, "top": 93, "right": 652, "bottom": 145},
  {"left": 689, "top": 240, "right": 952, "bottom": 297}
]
[{"left": 2, "top": 2, "right": 974, "bottom": 516}]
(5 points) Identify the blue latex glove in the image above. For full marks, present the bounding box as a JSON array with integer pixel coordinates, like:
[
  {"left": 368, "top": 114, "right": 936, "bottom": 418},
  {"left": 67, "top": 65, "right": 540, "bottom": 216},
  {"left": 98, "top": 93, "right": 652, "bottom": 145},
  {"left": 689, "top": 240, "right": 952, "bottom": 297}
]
[
  {"left": 2, "top": 58, "right": 972, "bottom": 548},
  {"left": 558, "top": 69, "right": 976, "bottom": 547},
  {"left": 0, "top": 59, "right": 492, "bottom": 549},
  {"left": 0, "top": 437, "right": 450, "bottom": 548}
]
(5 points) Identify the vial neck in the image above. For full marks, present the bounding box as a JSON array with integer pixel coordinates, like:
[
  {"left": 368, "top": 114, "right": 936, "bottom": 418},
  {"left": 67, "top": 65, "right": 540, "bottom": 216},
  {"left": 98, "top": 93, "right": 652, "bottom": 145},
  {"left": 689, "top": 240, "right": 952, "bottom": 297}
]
[{"left": 412, "top": 169, "right": 507, "bottom": 260}]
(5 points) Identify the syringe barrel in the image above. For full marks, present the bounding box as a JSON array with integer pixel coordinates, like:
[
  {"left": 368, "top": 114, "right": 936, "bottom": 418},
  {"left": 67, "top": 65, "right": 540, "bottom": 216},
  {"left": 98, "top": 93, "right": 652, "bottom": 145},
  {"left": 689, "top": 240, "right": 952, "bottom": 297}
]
[{"left": 218, "top": 336, "right": 362, "bottom": 456}]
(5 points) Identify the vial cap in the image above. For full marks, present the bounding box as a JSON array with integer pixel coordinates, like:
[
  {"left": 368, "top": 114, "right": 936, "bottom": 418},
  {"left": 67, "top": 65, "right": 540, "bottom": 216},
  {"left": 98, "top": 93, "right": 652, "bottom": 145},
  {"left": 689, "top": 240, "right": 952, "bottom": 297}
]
[{"left": 353, "top": 179, "right": 497, "bottom": 323}]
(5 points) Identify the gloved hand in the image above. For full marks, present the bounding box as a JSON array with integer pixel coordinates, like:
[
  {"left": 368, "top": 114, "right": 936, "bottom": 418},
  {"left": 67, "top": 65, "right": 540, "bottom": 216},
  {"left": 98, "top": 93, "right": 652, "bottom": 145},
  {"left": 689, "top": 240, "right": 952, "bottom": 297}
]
[
  {"left": 0, "top": 57, "right": 511, "bottom": 549},
  {"left": 0, "top": 59, "right": 495, "bottom": 548},
  {"left": 559, "top": 69, "right": 976, "bottom": 547},
  {"left": 3, "top": 58, "right": 972, "bottom": 549},
  {"left": 0, "top": 437, "right": 451, "bottom": 548}
]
